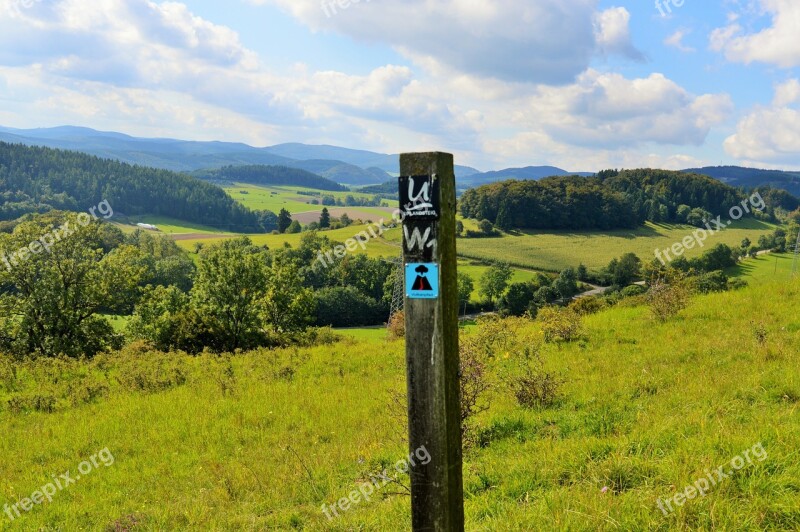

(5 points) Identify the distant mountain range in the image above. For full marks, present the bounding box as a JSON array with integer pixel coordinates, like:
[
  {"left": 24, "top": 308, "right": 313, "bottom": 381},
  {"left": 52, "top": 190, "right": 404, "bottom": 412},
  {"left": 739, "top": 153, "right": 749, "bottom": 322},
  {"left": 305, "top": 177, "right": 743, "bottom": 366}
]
[
  {"left": 459, "top": 165, "right": 594, "bottom": 187},
  {"left": 682, "top": 166, "right": 800, "bottom": 197},
  {"left": 0, "top": 126, "right": 478, "bottom": 185},
  {"left": 2, "top": 126, "right": 800, "bottom": 196}
]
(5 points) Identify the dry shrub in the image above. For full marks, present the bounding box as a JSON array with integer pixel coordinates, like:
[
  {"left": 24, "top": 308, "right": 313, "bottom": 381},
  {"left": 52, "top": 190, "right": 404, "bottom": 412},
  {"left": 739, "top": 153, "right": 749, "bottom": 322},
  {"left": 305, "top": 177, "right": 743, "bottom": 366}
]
[
  {"left": 507, "top": 348, "right": 564, "bottom": 408},
  {"left": 459, "top": 316, "right": 541, "bottom": 447},
  {"left": 387, "top": 311, "right": 405, "bottom": 339},
  {"left": 538, "top": 307, "right": 584, "bottom": 343},
  {"left": 647, "top": 278, "right": 690, "bottom": 322},
  {"left": 569, "top": 296, "right": 607, "bottom": 316}
]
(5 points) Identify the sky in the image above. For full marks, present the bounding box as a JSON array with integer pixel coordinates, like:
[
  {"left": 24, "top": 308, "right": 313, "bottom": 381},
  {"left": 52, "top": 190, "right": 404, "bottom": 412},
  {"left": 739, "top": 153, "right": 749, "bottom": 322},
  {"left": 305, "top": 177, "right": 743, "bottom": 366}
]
[{"left": 0, "top": 0, "right": 799, "bottom": 172}]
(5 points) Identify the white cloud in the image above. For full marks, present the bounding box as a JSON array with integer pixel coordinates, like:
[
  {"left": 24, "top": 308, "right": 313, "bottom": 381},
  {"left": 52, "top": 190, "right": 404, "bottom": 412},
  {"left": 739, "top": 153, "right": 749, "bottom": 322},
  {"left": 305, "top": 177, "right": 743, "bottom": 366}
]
[
  {"left": 594, "top": 7, "right": 644, "bottom": 61},
  {"left": 773, "top": 78, "right": 800, "bottom": 106},
  {"left": 262, "top": 0, "right": 643, "bottom": 84},
  {"left": 0, "top": 0, "right": 733, "bottom": 171},
  {"left": 725, "top": 79, "right": 800, "bottom": 165},
  {"left": 710, "top": 0, "right": 800, "bottom": 67},
  {"left": 664, "top": 29, "right": 695, "bottom": 52},
  {"left": 521, "top": 71, "right": 732, "bottom": 149}
]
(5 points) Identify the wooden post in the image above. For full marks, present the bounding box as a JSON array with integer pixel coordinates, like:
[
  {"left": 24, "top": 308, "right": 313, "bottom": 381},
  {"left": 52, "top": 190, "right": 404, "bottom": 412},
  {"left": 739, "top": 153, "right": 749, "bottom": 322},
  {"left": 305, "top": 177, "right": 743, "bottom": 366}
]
[{"left": 399, "top": 152, "right": 464, "bottom": 531}]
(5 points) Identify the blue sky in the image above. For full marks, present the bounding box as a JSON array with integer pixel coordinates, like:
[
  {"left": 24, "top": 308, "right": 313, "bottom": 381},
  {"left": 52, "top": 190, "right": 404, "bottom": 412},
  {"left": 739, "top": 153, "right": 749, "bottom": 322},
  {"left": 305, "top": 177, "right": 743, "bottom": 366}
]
[{"left": 0, "top": 0, "right": 799, "bottom": 172}]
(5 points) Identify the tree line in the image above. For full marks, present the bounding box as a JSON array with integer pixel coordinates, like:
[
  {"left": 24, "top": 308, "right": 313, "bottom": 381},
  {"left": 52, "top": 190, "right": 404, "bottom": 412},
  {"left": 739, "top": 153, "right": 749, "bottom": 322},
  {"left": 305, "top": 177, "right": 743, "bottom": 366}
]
[
  {"left": 0, "top": 142, "right": 274, "bottom": 232},
  {"left": 192, "top": 165, "right": 347, "bottom": 192},
  {"left": 0, "top": 212, "right": 401, "bottom": 358},
  {"left": 459, "top": 169, "right": 797, "bottom": 231}
]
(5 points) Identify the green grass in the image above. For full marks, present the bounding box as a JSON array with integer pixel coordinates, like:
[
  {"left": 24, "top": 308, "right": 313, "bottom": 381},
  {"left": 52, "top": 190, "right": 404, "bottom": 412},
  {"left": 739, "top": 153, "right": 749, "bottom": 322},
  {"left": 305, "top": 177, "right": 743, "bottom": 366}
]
[
  {"left": 2, "top": 278, "right": 799, "bottom": 530},
  {"left": 729, "top": 252, "right": 798, "bottom": 283},
  {"left": 334, "top": 327, "right": 388, "bottom": 342},
  {"left": 126, "top": 215, "right": 231, "bottom": 235},
  {"left": 457, "top": 219, "right": 779, "bottom": 272},
  {"left": 223, "top": 184, "right": 391, "bottom": 216}
]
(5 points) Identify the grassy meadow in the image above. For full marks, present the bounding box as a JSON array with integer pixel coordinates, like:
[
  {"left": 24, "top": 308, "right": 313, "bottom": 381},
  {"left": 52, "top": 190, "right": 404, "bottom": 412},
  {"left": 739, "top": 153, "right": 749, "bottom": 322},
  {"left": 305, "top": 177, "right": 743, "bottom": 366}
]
[
  {"left": 457, "top": 219, "right": 779, "bottom": 272},
  {"left": 2, "top": 260, "right": 799, "bottom": 530},
  {"left": 223, "top": 184, "right": 391, "bottom": 218}
]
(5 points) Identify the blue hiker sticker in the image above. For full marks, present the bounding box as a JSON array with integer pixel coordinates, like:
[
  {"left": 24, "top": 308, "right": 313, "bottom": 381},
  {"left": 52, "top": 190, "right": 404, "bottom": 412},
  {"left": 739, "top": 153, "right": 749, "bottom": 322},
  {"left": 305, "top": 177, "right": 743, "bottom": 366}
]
[{"left": 406, "top": 263, "right": 440, "bottom": 299}]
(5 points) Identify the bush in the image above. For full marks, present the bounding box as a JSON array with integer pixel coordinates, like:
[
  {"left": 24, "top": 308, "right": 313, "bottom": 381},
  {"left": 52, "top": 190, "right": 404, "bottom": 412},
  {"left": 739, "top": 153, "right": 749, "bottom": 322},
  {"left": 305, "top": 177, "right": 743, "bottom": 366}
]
[
  {"left": 538, "top": 307, "right": 583, "bottom": 343},
  {"left": 569, "top": 296, "right": 607, "bottom": 316},
  {"left": 387, "top": 311, "right": 405, "bottom": 339},
  {"left": 693, "top": 270, "right": 729, "bottom": 294},
  {"left": 113, "top": 350, "right": 189, "bottom": 393},
  {"left": 315, "top": 286, "right": 387, "bottom": 328},
  {"left": 7, "top": 393, "right": 57, "bottom": 414},
  {"left": 620, "top": 284, "right": 646, "bottom": 298},
  {"left": 458, "top": 316, "right": 541, "bottom": 447},
  {"left": 647, "top": 279, "right": 690, "bottom": 322},
  {"left": 507, "top": 348, "right": 563, "bottom": 408}
]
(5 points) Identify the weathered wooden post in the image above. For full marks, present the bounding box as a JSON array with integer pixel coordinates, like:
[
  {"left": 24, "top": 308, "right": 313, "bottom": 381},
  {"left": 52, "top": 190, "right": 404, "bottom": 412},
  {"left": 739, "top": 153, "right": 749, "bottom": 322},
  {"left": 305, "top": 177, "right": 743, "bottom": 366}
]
[{"left": 399, "top": 152, "right": 464, "bottom": 531}]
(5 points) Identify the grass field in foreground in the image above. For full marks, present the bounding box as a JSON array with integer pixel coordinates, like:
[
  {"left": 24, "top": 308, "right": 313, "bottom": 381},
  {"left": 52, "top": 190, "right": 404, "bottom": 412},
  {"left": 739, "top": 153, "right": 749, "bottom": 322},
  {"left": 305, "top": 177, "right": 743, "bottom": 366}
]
[
  {"left": 2, "top": 276, "right": 799, "bottom": 530},
  {"left": 457, "top": 219, "right": 779, "bottom": 272}
]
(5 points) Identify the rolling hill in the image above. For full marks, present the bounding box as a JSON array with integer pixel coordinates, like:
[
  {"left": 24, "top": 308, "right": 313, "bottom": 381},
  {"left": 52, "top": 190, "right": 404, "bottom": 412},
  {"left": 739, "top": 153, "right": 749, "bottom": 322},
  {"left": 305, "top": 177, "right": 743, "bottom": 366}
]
[
  {"left": 684, "top": 166, "right": 800, "bottom": 197},
  {"left": 0, "top": 142, "right": 264, "bottom": 231},
  {"left": 191, "top": 165, "right": 348, "bottom": 192},
  {"left": 460, "top": 165, "right": 595, "bottom": 187},
  {"left": 0, "top": 126, "right": 478, "bottom": 184}
]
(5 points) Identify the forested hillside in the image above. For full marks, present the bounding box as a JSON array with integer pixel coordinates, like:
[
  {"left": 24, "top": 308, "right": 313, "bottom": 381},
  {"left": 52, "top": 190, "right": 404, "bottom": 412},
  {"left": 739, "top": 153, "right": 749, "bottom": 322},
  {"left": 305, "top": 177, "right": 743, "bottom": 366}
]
[
  {"left": 460, "top": 169, "right": 797, "bottom": 231},
  {"left": 192, "top": 164, "right": 348, "bottom": 191},
  {"left": 0, "top": 142, "right": 265, "bottom": 231},
  {"left": 684, "top": 166, "right": 800, "bottom": 197}
]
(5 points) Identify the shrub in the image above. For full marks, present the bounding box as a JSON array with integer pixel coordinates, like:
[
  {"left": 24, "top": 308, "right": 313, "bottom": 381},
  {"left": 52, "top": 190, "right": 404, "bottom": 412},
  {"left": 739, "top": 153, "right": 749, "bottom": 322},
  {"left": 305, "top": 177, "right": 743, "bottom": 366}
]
[
  {"left": 569, "top": 296, "right": 607, "bottom": 316},
  {"left": 507, "top": 348, "right": 563, "bottom": 408},
  {"left": 620, "top": 285, "right": 646, "bottom": 298},
  {"left": 387, "top": 311, "right": 405, "bottom": 339},
  {"left": 538, "top": 307, "right": 583, "bottom": 343},
  {"left": 315, "top": 287, "right": 387, "bottom": 328},
  {"left": 693, "top": 270, "right": 729, "bottom": 294},
  {"left": 7, "top": 393, "right": 57, "bottom": 414},
  {"left": 647, "top": 279, "right": 690, "bottom": 322},
  {"left": 457, "top": 316, "right": 540, "bottom": 447},
  {"left": 114, "top": 350, "right": 189, "bottom": 393},
  {"left": 0, "top": 354, "right": 17, "bottom": 393}
]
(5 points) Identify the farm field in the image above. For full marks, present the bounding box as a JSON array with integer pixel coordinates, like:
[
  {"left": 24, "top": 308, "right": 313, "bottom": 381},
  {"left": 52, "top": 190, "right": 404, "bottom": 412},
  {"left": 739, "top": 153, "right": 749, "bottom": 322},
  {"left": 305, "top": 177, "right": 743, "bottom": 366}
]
[
  {"left": 125, "top": 215, "right": 233, "bottom": 236},
  {"left": 2, "top": 269, "right": 798, "bottom": 530},
  {"left": 457, "top": 219, "right": 779, "bottom": 272},
  {"left": 728, "top": 252, "right": 797, "bottom": 282},
  {"left": 223, "top": 184, "right": 392, "bottom": 221}
]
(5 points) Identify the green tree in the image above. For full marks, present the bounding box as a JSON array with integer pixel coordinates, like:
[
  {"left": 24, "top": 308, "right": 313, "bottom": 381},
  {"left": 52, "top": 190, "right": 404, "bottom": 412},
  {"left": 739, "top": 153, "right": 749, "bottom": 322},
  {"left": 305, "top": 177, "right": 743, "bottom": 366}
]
[
  {"left": 499, "top": 282, "right": 535, "bottom": 316},
  {"left": 127, "top": 285, "right": 190, "bottom": 351},
  {"left": 606, "top": 253, "right": 641, "bottom": 286},
  {"left": 495, "top": 203, "right": 512, "bottom": 231},
  {"left": 286, "top": 220, "right": 302, "bottom": 234},
  {"left": 455, "top": 220, "right": 464, "bottom": 236},
  {"left": 553, "top": 267, "right": 579, "bottom": 298},
  {"left": 576, "top": 263, "right": 588, "bottom": 282},
  {"left": 191, "top": 237, "right": 270, "bottom": 351},
  {"left": 262, "top": 256, "right": 316, "bottom": 333},
  {"left": 319, "top": 208, "right": 331, "bottom": 229},
  {"left": 480, "top": 262, "right": 513, "bottom": 303},
  {"left": 457, "top": 272, "right": 474, "bottom": 310},
  {"left": 340, "top": 213, "right": 352, "bottom": 227},
  {"left": 0, "top": 213, "right": 147, "bottom": 358},
  {"left": 278, "top": 209, "right": 292, "bottom": 233},
  {"left": 479, "top": 219, "right": 495, "bottom": 235}
]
